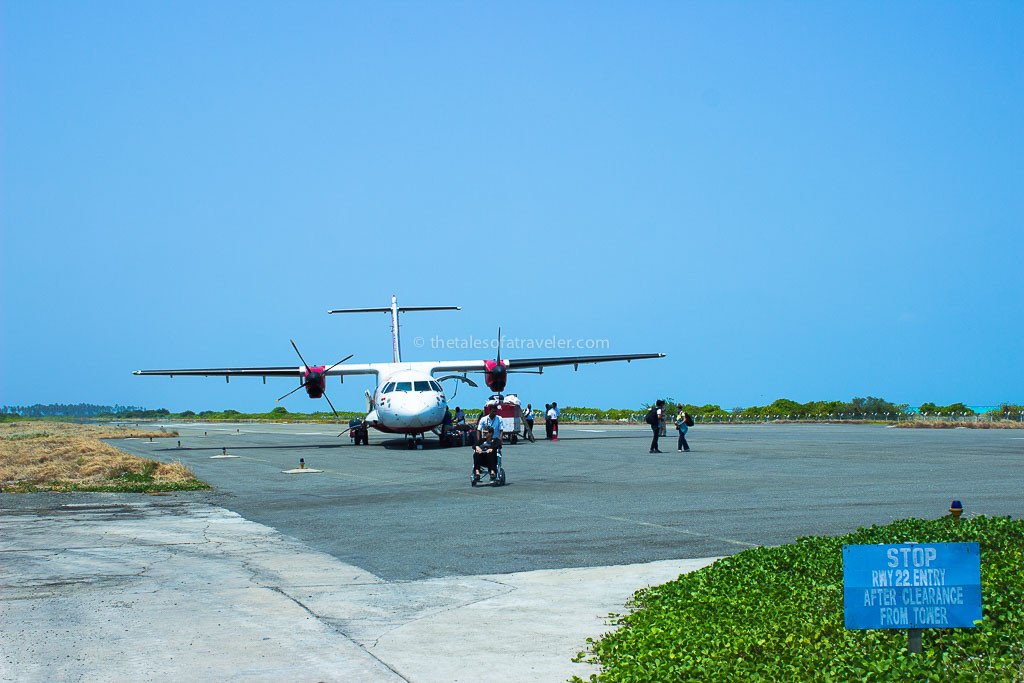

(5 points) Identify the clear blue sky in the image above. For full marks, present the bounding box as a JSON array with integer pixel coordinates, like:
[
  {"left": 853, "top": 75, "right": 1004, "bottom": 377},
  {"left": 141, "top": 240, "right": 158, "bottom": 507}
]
[{"left": 2, "top": 2, "right": 1021, "bottom": 412}]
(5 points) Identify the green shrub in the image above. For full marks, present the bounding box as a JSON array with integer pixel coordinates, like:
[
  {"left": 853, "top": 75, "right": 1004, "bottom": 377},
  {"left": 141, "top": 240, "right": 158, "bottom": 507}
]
[
  {"left": 919, "top": 402, "right": 975, "bottom": 416},
  {"left": 5, "top": 480, "right": 212, "bottom": 493},
  {"left": 576, "top": 516, "right": 1024, "bottom": 681}
]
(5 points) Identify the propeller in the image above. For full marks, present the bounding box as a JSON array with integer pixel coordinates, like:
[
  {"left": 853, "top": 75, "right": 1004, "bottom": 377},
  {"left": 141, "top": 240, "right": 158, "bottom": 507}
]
[
  {"left": 275, "top": 339, "right": 353, "bottom": 418},
  {"left": 275, "top": 383, "right": 307, "bottom": 402},
  {"left": 336, "top": 421, "right": 366, "bottom": 438},
  {"left": 484, "top": 326, "right": 538, "bottom": 373},
  {"left": 324, "top": 355, "right": 355, "bottom": 373},
  {"left": 462, "top": 326, "right": 537, "bottom": 391},
  {"left": 291, "top": 339, "right": 312, "bottom": 372},
  {"left": 484, "top": 326, "right": 508, "bottom": 391}
]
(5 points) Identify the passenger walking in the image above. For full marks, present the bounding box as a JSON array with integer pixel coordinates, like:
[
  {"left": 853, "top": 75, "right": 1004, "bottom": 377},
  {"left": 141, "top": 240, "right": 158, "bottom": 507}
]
[
  {"left": 544, "top": 403, "right": 553, "bottom": 439},
  {"left": 647, "top": 400, "right": 665, "bottom": 453},
  {"left": 522, "top": 403, "right": 535, "bottom": 442},
  {"left": 675, "top": 406, "right": 690, "bottom": 452}
]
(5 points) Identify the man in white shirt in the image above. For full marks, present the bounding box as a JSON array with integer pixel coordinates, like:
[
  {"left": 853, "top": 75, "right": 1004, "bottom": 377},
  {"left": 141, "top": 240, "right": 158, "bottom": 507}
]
[
  {"left": 479, "top": 404, "right": 503, "bottom": 442},
  {"left": 547, "top": 403, "right": 559, "bottom": 441}
]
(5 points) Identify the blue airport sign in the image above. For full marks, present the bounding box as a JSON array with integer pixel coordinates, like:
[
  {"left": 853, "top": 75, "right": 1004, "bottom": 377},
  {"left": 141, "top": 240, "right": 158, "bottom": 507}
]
[{"left": 843, "top": 543, "right": 982, "bottom": 630}]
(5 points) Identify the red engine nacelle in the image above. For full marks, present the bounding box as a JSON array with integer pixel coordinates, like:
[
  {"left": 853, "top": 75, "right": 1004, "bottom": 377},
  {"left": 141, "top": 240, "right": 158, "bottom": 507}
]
[
  {"left": 304, "top": 366, "right": 327, "bottom": 399},
  {"left": 484, "top": 360, "right": 507, "bottom": 392}
]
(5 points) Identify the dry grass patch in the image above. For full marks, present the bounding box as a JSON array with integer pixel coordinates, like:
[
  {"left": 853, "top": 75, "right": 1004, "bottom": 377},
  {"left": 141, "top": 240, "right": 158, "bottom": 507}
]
[
  {"left": 1, "top": 420, "right": 208, "bottom": 493},
  {"left": 894, "top": 420, "right": 1024, "bottom": 429}
]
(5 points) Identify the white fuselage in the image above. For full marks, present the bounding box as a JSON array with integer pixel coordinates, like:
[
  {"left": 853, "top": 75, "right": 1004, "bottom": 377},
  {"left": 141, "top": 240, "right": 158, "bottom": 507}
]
[{"left": 370, "top": 368, "right": 448, "bottom": 434}]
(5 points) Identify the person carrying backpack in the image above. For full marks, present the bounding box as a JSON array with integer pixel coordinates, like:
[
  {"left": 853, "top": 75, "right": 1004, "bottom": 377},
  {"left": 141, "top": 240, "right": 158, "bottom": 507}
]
[
  {"left": 675, "top": 404, "right": 691, "bottom": 452},
  {"left": 647, "top": 399, "right": 665, "bottom": 453}
]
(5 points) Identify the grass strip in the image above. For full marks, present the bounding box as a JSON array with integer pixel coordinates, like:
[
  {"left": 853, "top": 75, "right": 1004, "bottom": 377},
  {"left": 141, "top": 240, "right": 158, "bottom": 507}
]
[{"left": 5, "top": 480, "right": 212, "bottom": 493}]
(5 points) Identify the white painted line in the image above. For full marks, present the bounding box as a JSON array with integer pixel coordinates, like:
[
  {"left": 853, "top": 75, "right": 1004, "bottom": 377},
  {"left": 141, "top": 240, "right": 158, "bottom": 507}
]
[
  {"left": 578, "top": 429, "right": 607, "bottom": 433},
  {"left": 281, "top": 468, "right": 323, "bottom": 474},
  {"left": 210, "top": 454, "right": 240, "bottom": 459}
]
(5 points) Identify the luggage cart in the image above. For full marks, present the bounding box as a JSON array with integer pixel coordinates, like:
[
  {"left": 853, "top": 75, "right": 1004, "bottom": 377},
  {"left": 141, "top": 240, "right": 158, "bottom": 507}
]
[{"left": 481, "top": 394, "right": 522, "bottom": 444}]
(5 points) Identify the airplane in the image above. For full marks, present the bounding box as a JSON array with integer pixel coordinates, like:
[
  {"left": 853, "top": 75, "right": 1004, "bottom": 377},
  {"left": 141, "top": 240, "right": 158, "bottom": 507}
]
[{"left": 134, "top": 295, "right": 665, "bottom": 446}]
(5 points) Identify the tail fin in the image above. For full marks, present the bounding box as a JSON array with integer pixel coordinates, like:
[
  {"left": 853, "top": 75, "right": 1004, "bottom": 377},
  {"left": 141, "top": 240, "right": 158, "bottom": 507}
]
[{"left": 329, "top": 295, "right": 460, "bottom": 362}]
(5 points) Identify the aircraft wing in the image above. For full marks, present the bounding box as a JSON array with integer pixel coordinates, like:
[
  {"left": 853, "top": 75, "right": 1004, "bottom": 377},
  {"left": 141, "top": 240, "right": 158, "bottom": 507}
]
[
  {"left": 430, "top": 353, "right": 664, "bottom": 374},
  {"left": 133, "top": 363, "right": 380, "bottom": 378},
  {"left": 504, "top": 353, "right": 665, "bottom": 370}
]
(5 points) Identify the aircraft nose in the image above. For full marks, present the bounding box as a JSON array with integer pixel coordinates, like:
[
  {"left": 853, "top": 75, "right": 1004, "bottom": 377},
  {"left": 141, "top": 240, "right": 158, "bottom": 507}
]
[
  {"left": 389, "top": 393, "right": 445, "bottom": 429},
  {"left": 412, "top": 396, "right": 445, "bottom": 427}
]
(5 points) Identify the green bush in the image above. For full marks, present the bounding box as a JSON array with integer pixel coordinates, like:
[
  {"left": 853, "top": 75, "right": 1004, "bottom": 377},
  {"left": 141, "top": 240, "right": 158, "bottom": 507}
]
[
  {"left": 919, "top": 402, "right": 975, "bottom": 416},
  {"left": 575, "top": 516, "right": 1024, "bottom": 681},
  {"left": 989, "top": 404, "right": 1024, "bottom": 420}
]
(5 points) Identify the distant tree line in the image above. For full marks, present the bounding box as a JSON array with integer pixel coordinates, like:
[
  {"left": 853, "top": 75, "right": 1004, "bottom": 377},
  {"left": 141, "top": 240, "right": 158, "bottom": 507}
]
[
  {"left": 617, "top": 396, "right": 910, "bottom": 419},
  {"left": 566, "top": 398, "right": 1024, "bottom": 420},
  {"left": 1, "top": 403, "right": 146, "bottom": 417},
  {"left": 4, "top": 400, "right": 1021, "bottom": 422}
]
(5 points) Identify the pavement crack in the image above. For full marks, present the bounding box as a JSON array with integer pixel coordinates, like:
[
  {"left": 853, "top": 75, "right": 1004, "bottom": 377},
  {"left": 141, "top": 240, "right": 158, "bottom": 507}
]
[
  {"left": 264, "top": 585, "right": 411, "bottom": 681},
  {"left": 362, "top": 576, "right": 518, "bottom": 649}
]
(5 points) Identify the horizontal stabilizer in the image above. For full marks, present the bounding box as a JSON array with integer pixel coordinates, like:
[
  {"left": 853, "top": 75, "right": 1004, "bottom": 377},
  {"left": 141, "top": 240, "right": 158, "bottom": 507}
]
[{"left": 329, "top": 306, "right": 460, "bottom": 314}]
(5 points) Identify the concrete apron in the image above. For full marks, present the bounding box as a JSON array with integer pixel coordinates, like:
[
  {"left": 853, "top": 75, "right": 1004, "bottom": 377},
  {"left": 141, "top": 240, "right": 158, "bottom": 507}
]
[{"left": 0, "top": 499, "right": 717, "bottom": 682}]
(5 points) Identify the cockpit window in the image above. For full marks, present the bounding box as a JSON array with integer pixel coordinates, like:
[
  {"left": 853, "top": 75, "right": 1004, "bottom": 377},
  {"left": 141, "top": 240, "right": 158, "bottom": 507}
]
[
  {"left": 395, "top": 381, "right": 412, "bottom": 392},
  {"left": 414, "top": 381, "right": 431, "bottom": 392},
  {"left": 381, "top": 382, "right": 395, "bottom": 394},
  {"left": 429, "top": 380, "right": 442, "bottom": 393}
]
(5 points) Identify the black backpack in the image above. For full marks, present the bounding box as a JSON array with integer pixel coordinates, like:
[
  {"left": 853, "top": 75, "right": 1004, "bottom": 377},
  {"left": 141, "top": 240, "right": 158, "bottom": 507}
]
[
  {"left": 645, "top": 408, "right": 658, "bottom": 425},
  {"left": 685, "top": 414, "right": 695, "bottom": 427}
]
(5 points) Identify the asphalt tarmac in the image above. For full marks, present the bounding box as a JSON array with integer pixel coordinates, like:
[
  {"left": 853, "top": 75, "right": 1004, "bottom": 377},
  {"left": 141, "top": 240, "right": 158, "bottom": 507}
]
[
  {"left": 107, "top": 422, "right": 1022, "bottom": 580},
  {"left": 3, "top": 422, "right": 1021, "bottom": 681}
]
